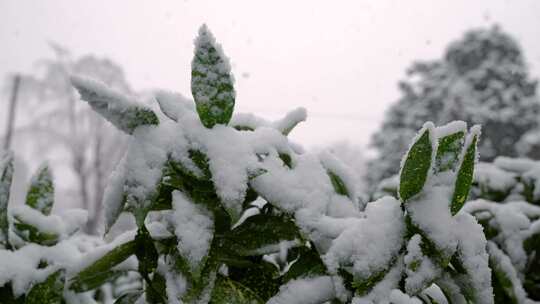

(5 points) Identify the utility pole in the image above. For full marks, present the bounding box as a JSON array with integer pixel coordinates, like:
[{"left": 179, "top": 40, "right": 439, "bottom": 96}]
[{"left": 3, "top": 75, "right": 21, "bottom": 150}]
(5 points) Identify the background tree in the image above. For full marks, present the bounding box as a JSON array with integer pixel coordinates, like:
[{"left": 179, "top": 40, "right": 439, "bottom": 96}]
[
  {"left": 367, "top": 26, "right": 539, "bottom": 188},
  {"left": 6, "top": 44, "right": 131, "bottom": 233}
]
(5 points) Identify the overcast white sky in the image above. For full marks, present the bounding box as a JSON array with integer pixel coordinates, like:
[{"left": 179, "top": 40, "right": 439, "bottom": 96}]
[{"left": 1, "top": 0, "right": 540, "bottom": 149}]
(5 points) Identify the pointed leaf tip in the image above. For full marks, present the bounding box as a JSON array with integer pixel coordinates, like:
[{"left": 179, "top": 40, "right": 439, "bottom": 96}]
[{"left": 451, "top": 132, "right": 478, "bottom": 215}]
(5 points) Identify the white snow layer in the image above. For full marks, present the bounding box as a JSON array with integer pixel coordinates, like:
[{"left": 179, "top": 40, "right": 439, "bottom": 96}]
[
  {"left": 0, "top": 233, "right": 120, "bottom": 297},
  {"left": 324, "top": 197, "right": 404, "bottom": 279},
  {"left": 267, "top": 276, "right": 335, "bottom": 304},
  {"left": 70, "top": 74, "right": 158, "bottom": 134},
  {"left": 11, "top": 205, "right": 87, "bottom": 241},
  {"left": 67, "top": 71, "right": 538, "bottom": 303},
  {"left": 464, "top": 199, "right": 540, "bottom": 273},
  {"left": 171, "top": 191, "right": 214, "bottom": 272}
]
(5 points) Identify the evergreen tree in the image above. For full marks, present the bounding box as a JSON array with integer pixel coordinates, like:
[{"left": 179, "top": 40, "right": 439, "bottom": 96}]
[{"left": 367, "top": 26, "right": 539, "bottom": 188}]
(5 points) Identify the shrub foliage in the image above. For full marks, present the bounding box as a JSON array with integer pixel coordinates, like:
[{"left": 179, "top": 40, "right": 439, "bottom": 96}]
[{"left": 0, "top": 25, "right": 539, "bottom": 304}]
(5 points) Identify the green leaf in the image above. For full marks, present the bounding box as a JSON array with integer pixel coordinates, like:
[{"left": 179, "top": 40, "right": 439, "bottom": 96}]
[
  {"left": 405, "top": 216, "right": 451, "bottom": 267},
  {"left": 191, "top": 24, "right": 235, "bottom": 128},
  {"left": 451, "top": 135, "right": 477, "bottom": 215},
  {"left": 227, "top": 258, "right": 281, "bottom": 301},
  {"left": 72, "top": 270, "right": 126, "bottom": 293},
  {"left": 449, "top": 249, "right": 493, "bottom": 304},
  {"left": 135, "top": 226, "right": 159, "bottom": 278},
  {"left": 223, "top": 214, "right": 301, "bottom": 256},
  {"left": 241, "top": 186, "right": 259, "bottom": 210},
  {"left": 181, "top": 241, "right": 220, "bottom": 303},
  {"left": 490, "top": 256, "right": 520, "bottom": 304},
  {"left": 69, "top": 240, "right": 136, "bottom": 292},
  {"left": 166, "top": 159, "right": 231, "bottom": 233},
  {"left": 12, "top": 215, "right": 59, "bottom": 246},
  {"left": 0, "top": 151, "right": 14, "bottom": 248},
  {"left": 399, "top": 127, "right": 433, "bottom": 202},
  {"left": 26, "top": 270, "right": 65, "bottom": 304},
  {"left": 189, "top": 149, "right": 212, "bottom": 180},
  {"left": 351, "top": 268, "right": 390, "bottom": 296},
  {"left": 421, "top": 294, "right": 442, "bottom": 304},
  {"left": 434, "top": 275, "right": 468, "bottom": 304},
  {"left": 114, "top": 290, "right": 143, "bottom": 304},
  {"left": 26, "top": 164, "right": 54, "bottom": 215},
  {"left": 523, "top": 229, "right": 540, "bottom": 299},
  {"left": 210, "top": 275, "right": 263, "bottom": 304},
  {"left": 145, "top": 271, "right": 167, "bottom": 304},
  {"left": 434, "top": 131, "right": 465, "bottom": 173},
  {"left": 327, "top": 170, "right": 350, "bottom": 197},
  {"left": 278, "top": 153, "right": 292, "bottom": 169},
  {"left": 71, "top": 75, "right": 159, "bottom": 134},
  {"left": 0, "top": 283, "right": 24, "bottom": 303},
  {"left": 282, "top": 246, "right": 327, "bottom": 283},
  {"left": 233, "top": 125, "right": 255, "bottom": 131}
]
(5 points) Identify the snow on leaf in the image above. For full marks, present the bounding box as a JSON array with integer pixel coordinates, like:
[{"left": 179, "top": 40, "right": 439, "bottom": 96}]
[
  {"left": 230, "top": 112, "right": 270, "bottom": 131},
  {"left": 114, "top": 290, "right": 144, "bottom": 303},
  {"left": 272, "top": 107, "right": 307, "bottom": 135},
  {"left": 451, "top": 212, "right": 494, "bottom": 304},
  {"left": 434, "top": 121, "right": 466, "bottom": 173},
  {"left": 26, "top": 163, "right": 54, "bottom": 215},
  {"left": 122, "top": 121, "right": 179, "bottom": 226},
  {"left": 12, "top": 215, "right": 60, "bottom": 246},
  {"left": 487, "top": 242, "right": 526, "bottom": 304},
  {"left": 154, "top": 90, "right": 195, "bottom": 122},
  {"left": 191, "top": 24, "right": 235, "bottom": 128},
  {"left": 71, "top": 75, "right": 159, "bottom": 134},
  {"left": 210, "top": 275, "right": 264, "bottom": 304},
  {"left": 102, "top": 154, "right": 128, "bottom": 234},
  {"left": 324, "top": 197, "right": 404, "bottom": 282},
  {"left": 319, "top": 151, "right": 357, "bottom": 201},
  {"left": 267, "top": 275, "right": 335, "bottom": 304},
  {"left": 351, "top": 257, "right": 403, "bottom": 303},
  {"left": 171, "top": 191, "right": 214, "bottom": 274},
  {"left": 69, "top": 239, "right": 136, "bottom": 292},
  {"left": 223, "top": 213, "right": 301, "bottom": 256},
  {"left": 10, "top": 205, "right": 87, "bottom": 246},
  {"left": 25, "top": 270, "right": 65, "bottom": 304},
  {"left": 404, "top": 234, "right": 441, "bottom": 295}
]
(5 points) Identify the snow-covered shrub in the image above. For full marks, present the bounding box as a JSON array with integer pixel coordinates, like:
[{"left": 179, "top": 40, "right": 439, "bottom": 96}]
[
  {"left": 330, "top": 121, "right": 496, "bottom": 303},
  {"left": 0, "top": 152, "right": 141, "bottom": 303},
  {"left": 373, "top": 143, "right": 540, "bottom": 302},
  {"left": 367, "top": 26, "right": 539, "bottom": 188},
  {"left": 464, "top": 199, "right": 540, "bottom": 302},
  {"left": 472, "top": 157, "right": 540, "bottom": 205},
  {"left": 2, "top": 24, "right": 538, "bottom": 303}
]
